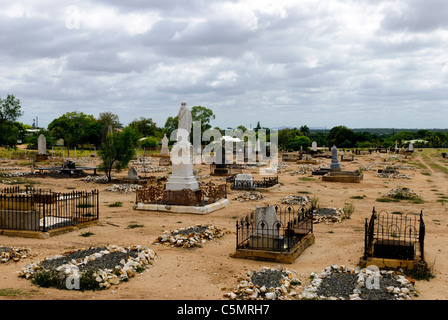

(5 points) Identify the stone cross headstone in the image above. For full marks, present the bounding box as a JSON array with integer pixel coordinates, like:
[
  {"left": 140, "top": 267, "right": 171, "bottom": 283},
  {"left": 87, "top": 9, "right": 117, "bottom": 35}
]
[
  {"left": 330, "top": 145, "right": 341, "bottom": 171},
  {"left": 160, "top": 133, "right": 169, "bottom": 155},
  {"left": 38, "top": 134, "right": 46, "bottom": 155},
  {"left": 128, "top": 167, "right": 139, "bottom": 180},
  {"left": 312, "top": 141, "right": 317, "bottom": 152}
]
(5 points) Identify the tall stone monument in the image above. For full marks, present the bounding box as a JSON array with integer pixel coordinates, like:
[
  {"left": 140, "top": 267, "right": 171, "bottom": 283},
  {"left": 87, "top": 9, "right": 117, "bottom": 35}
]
[
  {"left": 165, "top": 102, "right": 199, "bottom": 191},
  {"left": 330, "top": 145, "right": 341, "bottom": 171},
  {"left": 160, "top": 133, "right": 169, "bottom": 155},
  {"left": 38, "top": 134, "right": 46, "bottom": 155},
  {"left": 36, "top": 134, "right": 48, "bottom": 161}
]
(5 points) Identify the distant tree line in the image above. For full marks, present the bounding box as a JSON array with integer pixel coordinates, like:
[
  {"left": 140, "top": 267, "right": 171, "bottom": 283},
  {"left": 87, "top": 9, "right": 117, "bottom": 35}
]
[
  {"left": 278, "top": 125, "right": 448, "bottom": 151},
  {"left": 2, "top": 94, "right": 448, "bottom": 155}
]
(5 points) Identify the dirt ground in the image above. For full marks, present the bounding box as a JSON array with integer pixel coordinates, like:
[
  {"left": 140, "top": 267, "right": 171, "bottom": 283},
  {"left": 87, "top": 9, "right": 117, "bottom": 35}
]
[{"left": 1, "top": 148, "right": 448, "bottom": 301}]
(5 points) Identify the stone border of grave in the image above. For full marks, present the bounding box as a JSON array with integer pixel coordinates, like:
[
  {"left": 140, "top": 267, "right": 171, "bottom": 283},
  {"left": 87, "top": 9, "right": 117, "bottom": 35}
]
[
  {"left": 19, "top": 245, "right": 156, "bottom": 290},
  {"left": 0, "top": 246, "right": 33, "bottom": 263},
  {"left": 223, "top": 266, "right": 301, "bottom": 300},
  {"left": 153, "top": 224, "right": 229, "bottom": 248},
  {"left": 299, "top": 265, "right": 416, "bottom": 300}
]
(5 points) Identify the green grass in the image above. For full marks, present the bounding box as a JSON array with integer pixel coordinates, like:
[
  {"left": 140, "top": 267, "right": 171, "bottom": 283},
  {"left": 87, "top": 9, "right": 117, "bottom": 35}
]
[
  {"left": 107, "top": 202, "right": 123, "bottom": 207},
  {"left": 299, "top": 177, "right": 315, "bottom": 181},
  {"left": 127, "top": 222, "right": 144, "bottom": 229}
]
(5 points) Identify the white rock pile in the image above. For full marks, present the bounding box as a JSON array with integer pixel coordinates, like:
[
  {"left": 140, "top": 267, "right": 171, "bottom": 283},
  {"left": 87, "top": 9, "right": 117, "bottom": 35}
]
[
  {"left": 281, "top": 195, "right": 309, "bottom": 205},
  {"left": 105, "top": 184, "right": 142, "bottom": 193},
  {"left": 233, "top": 192, "right": 264, "bottom": 202},
  {"left": 0, "top": 246, "right": 33, "bottom": 263},
  {"left": 313, "top": 207, "right": 347, "bottom": 223},
  {"left": 299, "top": 265, "right": 415, "bottom": 300},
  {"left": 224, "top": 266, "right": 301, "bottom": 300},
  {"left": 154, "top": 224, "right": 228, "bottom": 248},
  {"left": 384, "top": 187, "right": 420, "bottom": 200},
  {"left": 19, "top": 245, "right": 156, "bottom": 290},
  {"left": 83, "top": 175, "right": 109, "bottom": 183}
]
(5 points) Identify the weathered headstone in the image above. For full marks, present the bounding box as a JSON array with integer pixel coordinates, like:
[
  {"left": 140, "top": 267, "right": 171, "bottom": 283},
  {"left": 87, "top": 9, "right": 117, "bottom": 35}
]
[
  {"left": 160, "top": 133, "right": 169, "bottom": 155},
  {"left": 128, "top": 167, "right": 139, "bottom": 180},
  {"left": 330, "top": 145, "right": 341, "bottom": 171},
  {"left": 249, "top": 206, "right": 283, "bottom": 249},
  {"left": 38, "top": 134, "right": 46, "bottom": 155},
  {"left": 235, "top": 173, "right": 254, "bottom": 188},
  {"left": 408, "top": 142, "right": 414, "bottom": 151},
  {"left": 312, "top": 141, "right": 317, "bottom": 152}
]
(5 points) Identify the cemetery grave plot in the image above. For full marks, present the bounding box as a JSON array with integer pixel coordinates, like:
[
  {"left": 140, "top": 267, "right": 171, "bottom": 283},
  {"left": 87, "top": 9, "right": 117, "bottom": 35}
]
[
  {"left": 376, "top": 187, "right": 423, "bottom": 203},
  {"left": 233, "top": 191, "right": 264, "bottom": 202},
  {"left": 134, "top": 180, "right": 227, "bottom": 208},
  {"left": 34, "top": 160, "right": 98, "bottom": 177},
  {"left": 232, "top": 205, "right": 315, "bottom": 263},
  {"left": 19, "top": 245, "right": 156, "bottom": 290},
  {"left": 0, "top": 186, "right": 99, "bottom": 234},
  {"left": 223, "top": 266, "right": 302, "bottom": 300},
  {"left": 153, "top": 224, "right": 228, "bottom": 248},
  {"left": 229, "top": 174, "right": 279, "bottom": 191},
  {"left": 299, "top": 265, "right": 416, "bottom": 300},
  {"left": 362, "top": 209, "right": 425, "bottom": 266}
]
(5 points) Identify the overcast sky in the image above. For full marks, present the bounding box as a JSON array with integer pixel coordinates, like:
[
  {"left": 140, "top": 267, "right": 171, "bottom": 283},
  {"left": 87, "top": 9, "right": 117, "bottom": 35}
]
[{"left": 1, "top": 0, "right": 448, "bottom": 130}]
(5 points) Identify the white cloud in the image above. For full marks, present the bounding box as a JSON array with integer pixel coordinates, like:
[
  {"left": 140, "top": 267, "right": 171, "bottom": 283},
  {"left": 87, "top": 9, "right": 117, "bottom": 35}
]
[{"left": 0, "top": 0, "right": 447, "bottom": 129}]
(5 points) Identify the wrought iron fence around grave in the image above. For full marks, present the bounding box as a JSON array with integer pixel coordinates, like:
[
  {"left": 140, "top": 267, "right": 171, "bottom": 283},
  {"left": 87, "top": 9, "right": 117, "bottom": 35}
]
[
  {"left": 230, "top": 176, "right": 279, "bottom": 190},
  {"left": 0, "top": 186, "right": 99, "bottom": 232},
  {"left": 135, "top": 181, "right": 227, "bottom": 206},
  {"left": 364, "top": 208, "right": 425, "bottom": 261},
  {"left": 236, "top": 205, "right": 314, "bottom": 252}
]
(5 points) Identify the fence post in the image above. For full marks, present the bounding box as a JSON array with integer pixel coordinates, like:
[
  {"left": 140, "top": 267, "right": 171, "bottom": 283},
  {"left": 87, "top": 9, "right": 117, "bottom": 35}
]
[
  {"left": 42, "top": 200, "right": 46, "bottom": 232},
  {"left": 364, "top": 218, "right": 368, "bottom": 259}
]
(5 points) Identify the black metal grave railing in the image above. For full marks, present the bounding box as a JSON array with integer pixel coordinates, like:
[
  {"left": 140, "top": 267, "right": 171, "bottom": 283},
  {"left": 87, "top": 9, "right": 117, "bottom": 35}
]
[
  {"left": 364, "top": 208, "right": 425, "bottom": 261},
  {"left": 0, "top": 186, "right": 99, "bottom": 232},
  {"left": 236, "top": 205, "right": 314, "bottom": 252}
]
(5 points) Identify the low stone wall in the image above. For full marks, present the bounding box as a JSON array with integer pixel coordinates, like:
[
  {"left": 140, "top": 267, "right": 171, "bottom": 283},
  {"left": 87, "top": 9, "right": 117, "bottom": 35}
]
[{"left": 322, "top": 172, "right": 363, "bottom": 183}]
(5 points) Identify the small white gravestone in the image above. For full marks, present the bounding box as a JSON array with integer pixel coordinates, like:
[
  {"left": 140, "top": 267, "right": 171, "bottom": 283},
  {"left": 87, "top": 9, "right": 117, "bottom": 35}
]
[
  {"left": 235, "top": 173, "right": 254, "bottom": 188},
  {"left": 128, "top": 167, "right": 139, "bottom": 180},
  {"left": 38, "top": 134, "right": 46, "bottom": 155},
  {"left": 408, "top": 142, "right": 414, "bottom": 151},
  {"left": 160, "top": 133, "right": 169, "bottom": 155},
  {"left": 312, "top": 141, "right": 317, "bottom": 152}
]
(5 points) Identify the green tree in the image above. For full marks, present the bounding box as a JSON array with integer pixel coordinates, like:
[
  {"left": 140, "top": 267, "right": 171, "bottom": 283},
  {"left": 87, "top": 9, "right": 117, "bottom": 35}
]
[
  {"left": 327, "top": 126, "right": 355, "bottom": 147},
  {"left": 0, "top": 94, "right": 23, "bottom": 125},
  {"left": 191, "top": 106, "right": 215, "bottom": 134},
  {"left": 98, "top": 127, "right": 139, "bottom": 182},
  {"left": 287, "top": 135, "right": 311, "bottom": 151},
  {"left": 25, "top": 128, "right": 56, "bottom": 149},
  {"left": 0, "top": 95, "right": 23, "bottom": 147},
  {"left": 140, "top": 136, "right": 159, "bottom": 148},
  {"left": 299, "top": 125, "right": 310, "bottom": 136},
  {"left": 128, "top": 117, "right": 158, "bottom": 138},
  {"left": 48, "top": 111, "right": 100, "bottom": 155},
  {"left": 164, "top": 116, "right": 178, "bottom": 141}
]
